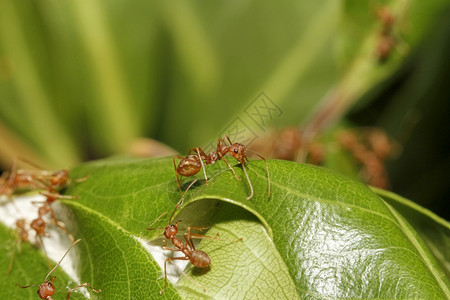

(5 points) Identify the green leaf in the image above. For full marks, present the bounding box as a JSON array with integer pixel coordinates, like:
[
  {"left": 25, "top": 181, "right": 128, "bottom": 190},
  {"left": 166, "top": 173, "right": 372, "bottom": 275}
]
[
  {"left": 176, "top": 202, "right": 299, "bottom": 299},
  {"left": 1, "top": 157, "right": 448, "bottom": 299},
  {"left": 372, "top": 187, "right": 450, "bottom": 279},
  {"left": 60, "top": 157, "right": 450, "bottom": 298},
  {"left": 0, "top": 223, "right": 85, "bottom": 300}
]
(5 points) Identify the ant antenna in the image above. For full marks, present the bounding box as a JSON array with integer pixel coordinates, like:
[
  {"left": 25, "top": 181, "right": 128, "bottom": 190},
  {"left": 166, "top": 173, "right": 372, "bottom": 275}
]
[
  {"left": 168, "top": 179, "right": 197, "bottom": 224},
  {"left": 16, "top": 156, "right": 45, "bottom": 170},
  {"left": 44, "top": 239, "right": 81, "bottom": 282},
  {"left": 247, "top": 150, "right": 271, "bottom": 198},
  {"left": 147, "top": 212, "right": 168, "bottom": 231},
  {"left": 147, "top": 179, "right": 198, "bottom": 231},
  {"left": 173, "top": 179, "right": 197, "bottom": 214}
]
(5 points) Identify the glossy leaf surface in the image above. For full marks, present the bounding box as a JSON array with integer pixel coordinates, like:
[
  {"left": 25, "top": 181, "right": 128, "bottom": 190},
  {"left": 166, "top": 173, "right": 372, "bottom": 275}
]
[{"left": 0, "top": 157, "right": 448, "bottom": 299}]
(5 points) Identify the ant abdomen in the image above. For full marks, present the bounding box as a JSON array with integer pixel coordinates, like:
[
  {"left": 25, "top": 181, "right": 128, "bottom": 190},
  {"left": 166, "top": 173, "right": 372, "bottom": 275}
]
[
  {"left": 176, "top": 155, "right": 202, "bottom": 176},
  {"left": 189, "top": 250, "right": 211, "bottom": 268}
]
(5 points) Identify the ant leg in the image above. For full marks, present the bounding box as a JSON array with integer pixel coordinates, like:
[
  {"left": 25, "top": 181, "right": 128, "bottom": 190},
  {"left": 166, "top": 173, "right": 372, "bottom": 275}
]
[
  {"left": 53, "top": 219, "right": 75, "bottom": 243},
  {"left": 195, "top": 147, "right": 209, "bottom": 185},
  {"left": 184, "top": 226, "right": 216, "bottom": 250},
  {"left": 40, "top": 191, "right": 79, "bottom": 201},
  {"left": 7, "top": 237, "right": 20, "bottom": 275},
  {"left": 185, "top": 148, "right": 209, "bottom": 184},
  {"left": 241, "top": 163, "right": 254, "bottom": 200},
  {"left": 185, "top": 227, "right": 242, "bottom": 251},
  {"left": 66, "top": 282, "right": 101, "bottom": 300},
  {"left": 186, "top": 226, "right": 210, "bottom": 235},
  {"left": 161, "top": 256, "right": 190, "bottom": 294},
  {"left": 74, "top": 175, "right": 89, "bottom": 183},
  {"left": 176, "top": 179, "right": 198, "bottom": 207},
  {"left": 173, "top": 155, "right": 184, "bottom": 193},
  {"left": 248, "top": 150, "right": 271, "bottom": 198},
  {"left": 36, "top": 235, "right": 52, "bottom": 269},
  {"left": 147, "top": 211, "right": 168, "bottom": 231},
  {"left": 223, "top": 135, "right": 233, "bottom": 145},
  {"left": 189, "top": 147, "right": 208, "bottom": 159},
  {"left": 220, "top": 157, "right": 241, "bottom": 181},
  {"left": 162, "top": 246, "right": 181, "bottom": 251},
  {"left": 163, "top": 257, "right": 206, "bottom": 293}
]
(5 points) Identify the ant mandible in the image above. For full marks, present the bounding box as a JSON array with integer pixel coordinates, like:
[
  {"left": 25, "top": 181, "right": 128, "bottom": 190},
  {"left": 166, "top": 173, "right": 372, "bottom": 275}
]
[
  {"left": 147, "top": 180, "right": 214, "bottom": 294},
  {"left": 16, "top": 239, "right": 101, "bottom": 300},
  {"left": 174, "top": 135, "right": 271, "bottom": 200}
]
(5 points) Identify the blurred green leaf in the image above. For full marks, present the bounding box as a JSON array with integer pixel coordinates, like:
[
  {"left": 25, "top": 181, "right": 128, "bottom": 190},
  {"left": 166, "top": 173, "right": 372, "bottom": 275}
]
[
  {"left": 57, "top": 157, "right": 450, "bottom": 298},
  {"left": 373, "top": 187, "right": 450, "bottom": 279},
  {"left": 0, "top": 0, "right": 449, "bottom": 167}
]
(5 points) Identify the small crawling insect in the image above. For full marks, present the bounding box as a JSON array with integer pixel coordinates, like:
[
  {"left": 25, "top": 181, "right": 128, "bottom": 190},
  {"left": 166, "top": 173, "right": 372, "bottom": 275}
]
[
  {"left": 16, "top": 239, "right": 101, "bottom": 300},
  {"left": 147, "top": 180, "right": 215, "bottom": 294},
  {"left": 174, "top": 135, "right": 270, "bottom": 200}
]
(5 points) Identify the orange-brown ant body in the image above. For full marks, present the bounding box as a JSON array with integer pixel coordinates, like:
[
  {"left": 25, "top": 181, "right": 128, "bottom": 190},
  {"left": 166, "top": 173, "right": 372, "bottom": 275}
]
[
  {"left": 173, "top": 139, "right": 236, "bottom": 189},
  {"left": 148, "top": 181, "right": 213, "bottom": 294},
  {"left": 0, "top": 160, "right": 44, "bottom": 200},
  {"left": 16, "top": 168, "right": 83, "bottom": 193},
  {"left": 374, "top": 7, "right": 398, "bottom": 61},
  {"left": 338, "top": 128, "right": 393, "bottom": 189},
  {"left": 32, "top": 191, "right": 78, "bottom": 242},
  {"left": 25, "top": 191, "right": 79, "bottom": 267},
  {"left": 174, "top": 135, "right": 270, "bottom": 200},
  {"left": 7, "top": 219, "right": 30, "bottom": 275},
  {"left": 16, "top": 239, "right": 101, "bottom": 300},
  {"left": 0, "top": 158, "right": 87, "bottom": 199}
]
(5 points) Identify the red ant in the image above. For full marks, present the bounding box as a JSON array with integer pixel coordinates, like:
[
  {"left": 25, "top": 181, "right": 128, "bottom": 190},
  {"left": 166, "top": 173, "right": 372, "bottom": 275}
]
[
  {"left": 173, "top": 139, "right": 238, "bottom": 190},
  {"left": 0, "top": 158, "right": 87, "bottom": 198},
  {"left": 32, "top": 191, "right": 78, "bottom": 242},
  {"left": 374, "top": 6, "right": 397, "bottom": 61},
  {"left": 147, "top": 180, "right": 217, "bottom": 294},
  {"left": 16, "top": 168, "right": 87, "bottom": 193},
  {"left": 16, "top": 239, "right": 101, "bottom": 300},
  {"left": 26, "top": 191, "right": 80, "bottom": 268},
  {"left": 0, "top": 159, "right": 42, "bottom": 200},
  {"left": 7, "top": 219, "right": 29, "bottom": 275},
  {"left": 174, "top": 135, "right": 270, "bottom": 200}
]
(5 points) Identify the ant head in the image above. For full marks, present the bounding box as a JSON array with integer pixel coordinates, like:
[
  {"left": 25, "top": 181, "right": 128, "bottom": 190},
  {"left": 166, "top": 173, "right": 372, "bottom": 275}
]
[
  {"left": 38, "top": 276, "right": 56, "bottom": 299},
  {"left": 228, "top": 144, "right": 246, "bottom": 163},
  {"left": 31, "top": 218, "right": 46, "bottom": 235},
  {"left": 16, "top": 218, "right": 26, "bottom": 229},
  {"left": 164, "top": 222, "right": 179, "bottom": 239}
]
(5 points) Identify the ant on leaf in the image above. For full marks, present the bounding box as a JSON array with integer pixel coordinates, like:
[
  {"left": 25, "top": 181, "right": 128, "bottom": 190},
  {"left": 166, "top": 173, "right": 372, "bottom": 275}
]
[
  {"left": 147, "top": 180, "right": 236, "bottom": 294},
  {"left": 174, "top": 135, "right": 270, "bottom": 200},
  {"left": 16, "top": 239, "right": 101, "bottom": 300}
]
